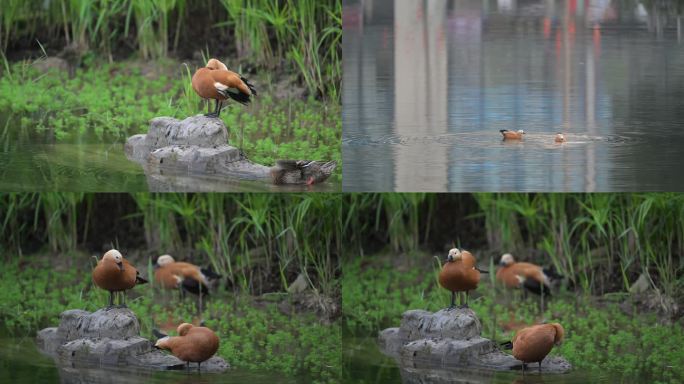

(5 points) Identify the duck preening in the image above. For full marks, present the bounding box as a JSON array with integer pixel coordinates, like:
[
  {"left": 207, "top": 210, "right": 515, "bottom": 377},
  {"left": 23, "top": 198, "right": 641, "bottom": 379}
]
[
  {"left": 496, "top": 253, "right": 562, "bottom": 313},
  {"left": 154, "top": 323, "right": 220, "bottom": 371},
  {"left": 191, "top": 58, "right": 257, "bottom": 118},
  {"left": 438, "top": 248, "right": 488, "bottom": 309},
  {"left": 270, "top": 160, "right": 337, "bottom": 185},
  {"left": 502, "top": 323, "right": 565, "bottom": 374},
  {"left": 500, "top": 129, "right": 525, "bottom": 140},
  {"left": 154, "top": 255, "right": 220, "bottom": 296},
  {"left": 92, "top": 249, "right": 147, "bottom": 309}
]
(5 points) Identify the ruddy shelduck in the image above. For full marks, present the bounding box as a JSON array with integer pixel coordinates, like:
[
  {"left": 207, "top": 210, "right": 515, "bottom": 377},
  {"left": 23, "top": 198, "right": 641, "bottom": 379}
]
[
  {"left": 496, "top": 253, "right": 561, "bottom": 312},
  {"left": 155, "top": 322, "right": 220, "bottom": 371},
  {"left": 500, "top": 129, "right": 525, "bottom": 140},
  {"left": 438, "top": 248, "right": 488, "bottom": 309},
  {"left": 554, "top": 133, "right": 566, "bottom": 143},
  {"left": 191, "top": 58, "right": 257, "bottom": 118},
  {"left": 154, "top": 255, "right": 220, "bottom": 314},
  {"left": 92, "top": 249, "right": 147, "bottom": 308},
  {"left": 510, "top": 323, "right": 565, "bottom": 373}
]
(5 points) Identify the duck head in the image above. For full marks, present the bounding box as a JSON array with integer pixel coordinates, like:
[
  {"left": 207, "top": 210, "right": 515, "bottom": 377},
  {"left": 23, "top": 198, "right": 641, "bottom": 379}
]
[
  {"left": 156, "top": 254, "right": 175, "bottom": 267},
  {"left": 103, "top": 249, "right": 124, "bottom": 271},
  {"left": 205, "top": 58, "right": 228, "bottom": 71},
  {"left": 499, "top": 253, "right": 515, "bottom": 267},
  {"left": 446, "top": 248, "right": 462, "bottom": 263}
]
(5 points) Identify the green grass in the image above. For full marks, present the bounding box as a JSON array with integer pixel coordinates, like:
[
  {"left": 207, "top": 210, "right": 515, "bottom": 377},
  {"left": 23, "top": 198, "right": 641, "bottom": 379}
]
[
  {"left": 342, "top": 255, "right": 684, "bottom": 384},
  {"left": 0, "top": 256, "right": 340, "bottom": 383},
  {"left": 0, "top": 60, "right": 341, "bottom": 175}
]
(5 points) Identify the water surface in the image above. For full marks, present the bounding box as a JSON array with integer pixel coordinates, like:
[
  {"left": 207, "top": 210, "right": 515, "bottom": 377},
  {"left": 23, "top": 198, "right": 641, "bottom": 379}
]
[
  {"left": 343, "top": 0, "right": 684, "bottom": 191},
  {"left": 0, "top": 337, "right": 303, "bottom": 384},
  {"left": 343, "top": 336, "right": 635, "bottom": 384},
  {"left": 0, "top": 115, "right": 339, "bottom": 192}
]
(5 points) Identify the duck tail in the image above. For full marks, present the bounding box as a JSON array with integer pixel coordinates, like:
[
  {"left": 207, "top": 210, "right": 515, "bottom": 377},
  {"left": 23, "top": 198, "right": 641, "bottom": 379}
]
[
  {"left": 241, "top": 76, "right": 257, "bottom": 96},
  {"left": 136, "top": 274, "right": 148, "bottom": 285},
  {"left": 499, "top": 130, "right": 507, "bottom": 134},
  {"left": 543, "top": 267, "right": 564, "bottom": 281},
  {"left": 152, "top": 328, "right": 168, "bottom": 341},
  {"left": 201, "top": 267, "right": 222, "bottom": 280},
  {"left": 226, "top": 89, "right": 252, "bottom": 105}
]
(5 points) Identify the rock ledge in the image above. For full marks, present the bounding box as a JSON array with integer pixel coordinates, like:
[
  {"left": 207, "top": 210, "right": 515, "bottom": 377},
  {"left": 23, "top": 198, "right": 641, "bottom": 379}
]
[
  {"left": 379, "top": 308, "right": 572, "bottom": 373},
  {"left": 125, "top": 115, "right": 336, "bottom": 186},
  {"left": 36, "top": 308, "right": 229, "bottom": 372}
]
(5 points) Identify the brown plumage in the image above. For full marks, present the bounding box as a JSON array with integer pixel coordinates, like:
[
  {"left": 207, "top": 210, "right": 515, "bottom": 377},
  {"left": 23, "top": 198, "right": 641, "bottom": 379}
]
[
  {"left": 555, "top": 133, "right": 566, "bottom": 143},
  {"left": 500, "top": 129, "right": 525, "bottom": 140},
  {"left": 191, "top": 58, "right": 257, "bottom": 118},
  {"left": 154, "top": 255, "right": 221, "bottom": 315},
  {"left": 155, "top": 323, "right": 220, "bottom": 371},
  {"left": 497, "top": 253, "right": 555, "bottom": 313},
  {"left": 438, "top": 248, "right": 485, "bottom": 309},
  {"left": 512, "top": 323, "right": 565, "bottom": 373},
  {"left": 92, "top": 249, "right": 147, "bottom": 308}
]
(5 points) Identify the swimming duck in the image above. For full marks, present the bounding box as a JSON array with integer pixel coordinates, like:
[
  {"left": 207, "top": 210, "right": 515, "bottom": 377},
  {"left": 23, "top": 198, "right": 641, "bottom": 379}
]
[
  {"left": 191, "top": 58, "right": 257, "bottom": 118},
  {"left": 554, "top": 133, "right": 566, "bottom": 143},
  {"left": 92, "top": 249, "right": 147, "bottom": 309},
  {"left": 505, "top": 323, "right": 565, "bottom": 373},
  {"left": 500, "top": 129, "right": 525, "bottom": 140},
  {"left": 438, "top": 248, "right": 487, "bottom": 309},
  {"left": 155, "top": 322, "right": 220, "bottom": 371}
]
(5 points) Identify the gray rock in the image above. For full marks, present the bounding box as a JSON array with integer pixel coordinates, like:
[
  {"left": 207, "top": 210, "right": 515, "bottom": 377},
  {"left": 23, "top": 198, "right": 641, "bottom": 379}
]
[
  {"left": 36, "top": 308, "right": 229, "bottom": 373},
  {"left": 63, "top": 308, "right": 140, "bottom": 341},
  {"left": 125, "top": 115, "right": 336, "bottom": 186},
  {"left": 123, "top": 134, "right": 147, "bottom": 163},
  {"left": 146, "top": 116, "right": 228, "bottom": 149},
  {"left": 379, "top": 308, "right": 571, "bottom": 373}
]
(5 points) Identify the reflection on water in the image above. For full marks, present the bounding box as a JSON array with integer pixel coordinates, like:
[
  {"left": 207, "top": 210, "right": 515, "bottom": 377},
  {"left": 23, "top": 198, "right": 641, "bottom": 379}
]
[
  {"left": 0, "top": 337, "right": 302, "bottom": 384},
  {"left": 343, "top": 0, "right": 684, "bottom": 191},
  {"left": 0, "top": 117, "right": 339, "bottom": 192},
  {"left": 342, "top": 337, "right": 632, "bottom": 384}
]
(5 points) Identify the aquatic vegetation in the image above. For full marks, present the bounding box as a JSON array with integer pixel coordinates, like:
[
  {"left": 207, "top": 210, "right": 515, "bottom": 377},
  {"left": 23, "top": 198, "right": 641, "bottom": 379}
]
[
  {"left": 0, "top": 256, "right": 340, "bottom": 382},
  {"left": 0, "top": 60, "right": 341, "bottom": 176},
  {"left": 342, "top": 256, "right": 684, "bottom": 383}
]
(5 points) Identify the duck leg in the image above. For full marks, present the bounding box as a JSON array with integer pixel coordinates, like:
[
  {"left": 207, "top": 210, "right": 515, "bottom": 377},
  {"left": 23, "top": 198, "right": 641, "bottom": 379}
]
[
  {"left": 199, "top": 287, "right": 203, "bottom": 318},
  {"left": 449, "top": 291, "right": 456, "bottom": 310},
  {"left": 539, "top": 361, "right": 542, "bottom": 372},
  {"left": 522, "top": 363, "right": 526, "bottom": 375},
  {"left": 205, "top": 99, "right": 219, "bottom": 118},
  {"left": 216, "top": 100, "right": 224, "bottom": 118},
  {"left": 461, "top": 291, "right": 469, "bottom": 309},
  {"left": 198, "top": 361, "right": 201, "bottom": 372},
  {"left": 119, "top": 291, "right": 128, "bottom": 308},
  {"left": 186, "top": 361, "right": 189, "bottom": 370},
  {"left": 107, "top": 291, "right": 115, "bottom": 309}
]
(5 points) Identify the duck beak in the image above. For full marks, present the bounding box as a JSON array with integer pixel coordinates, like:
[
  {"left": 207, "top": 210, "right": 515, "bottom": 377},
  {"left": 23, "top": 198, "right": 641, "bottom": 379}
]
[
  {"left": 499, "top": 261, "right": 506, "bottom": 266},
  {"left": 117, "top": 261, "right": 124, "bottom": 271}
]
